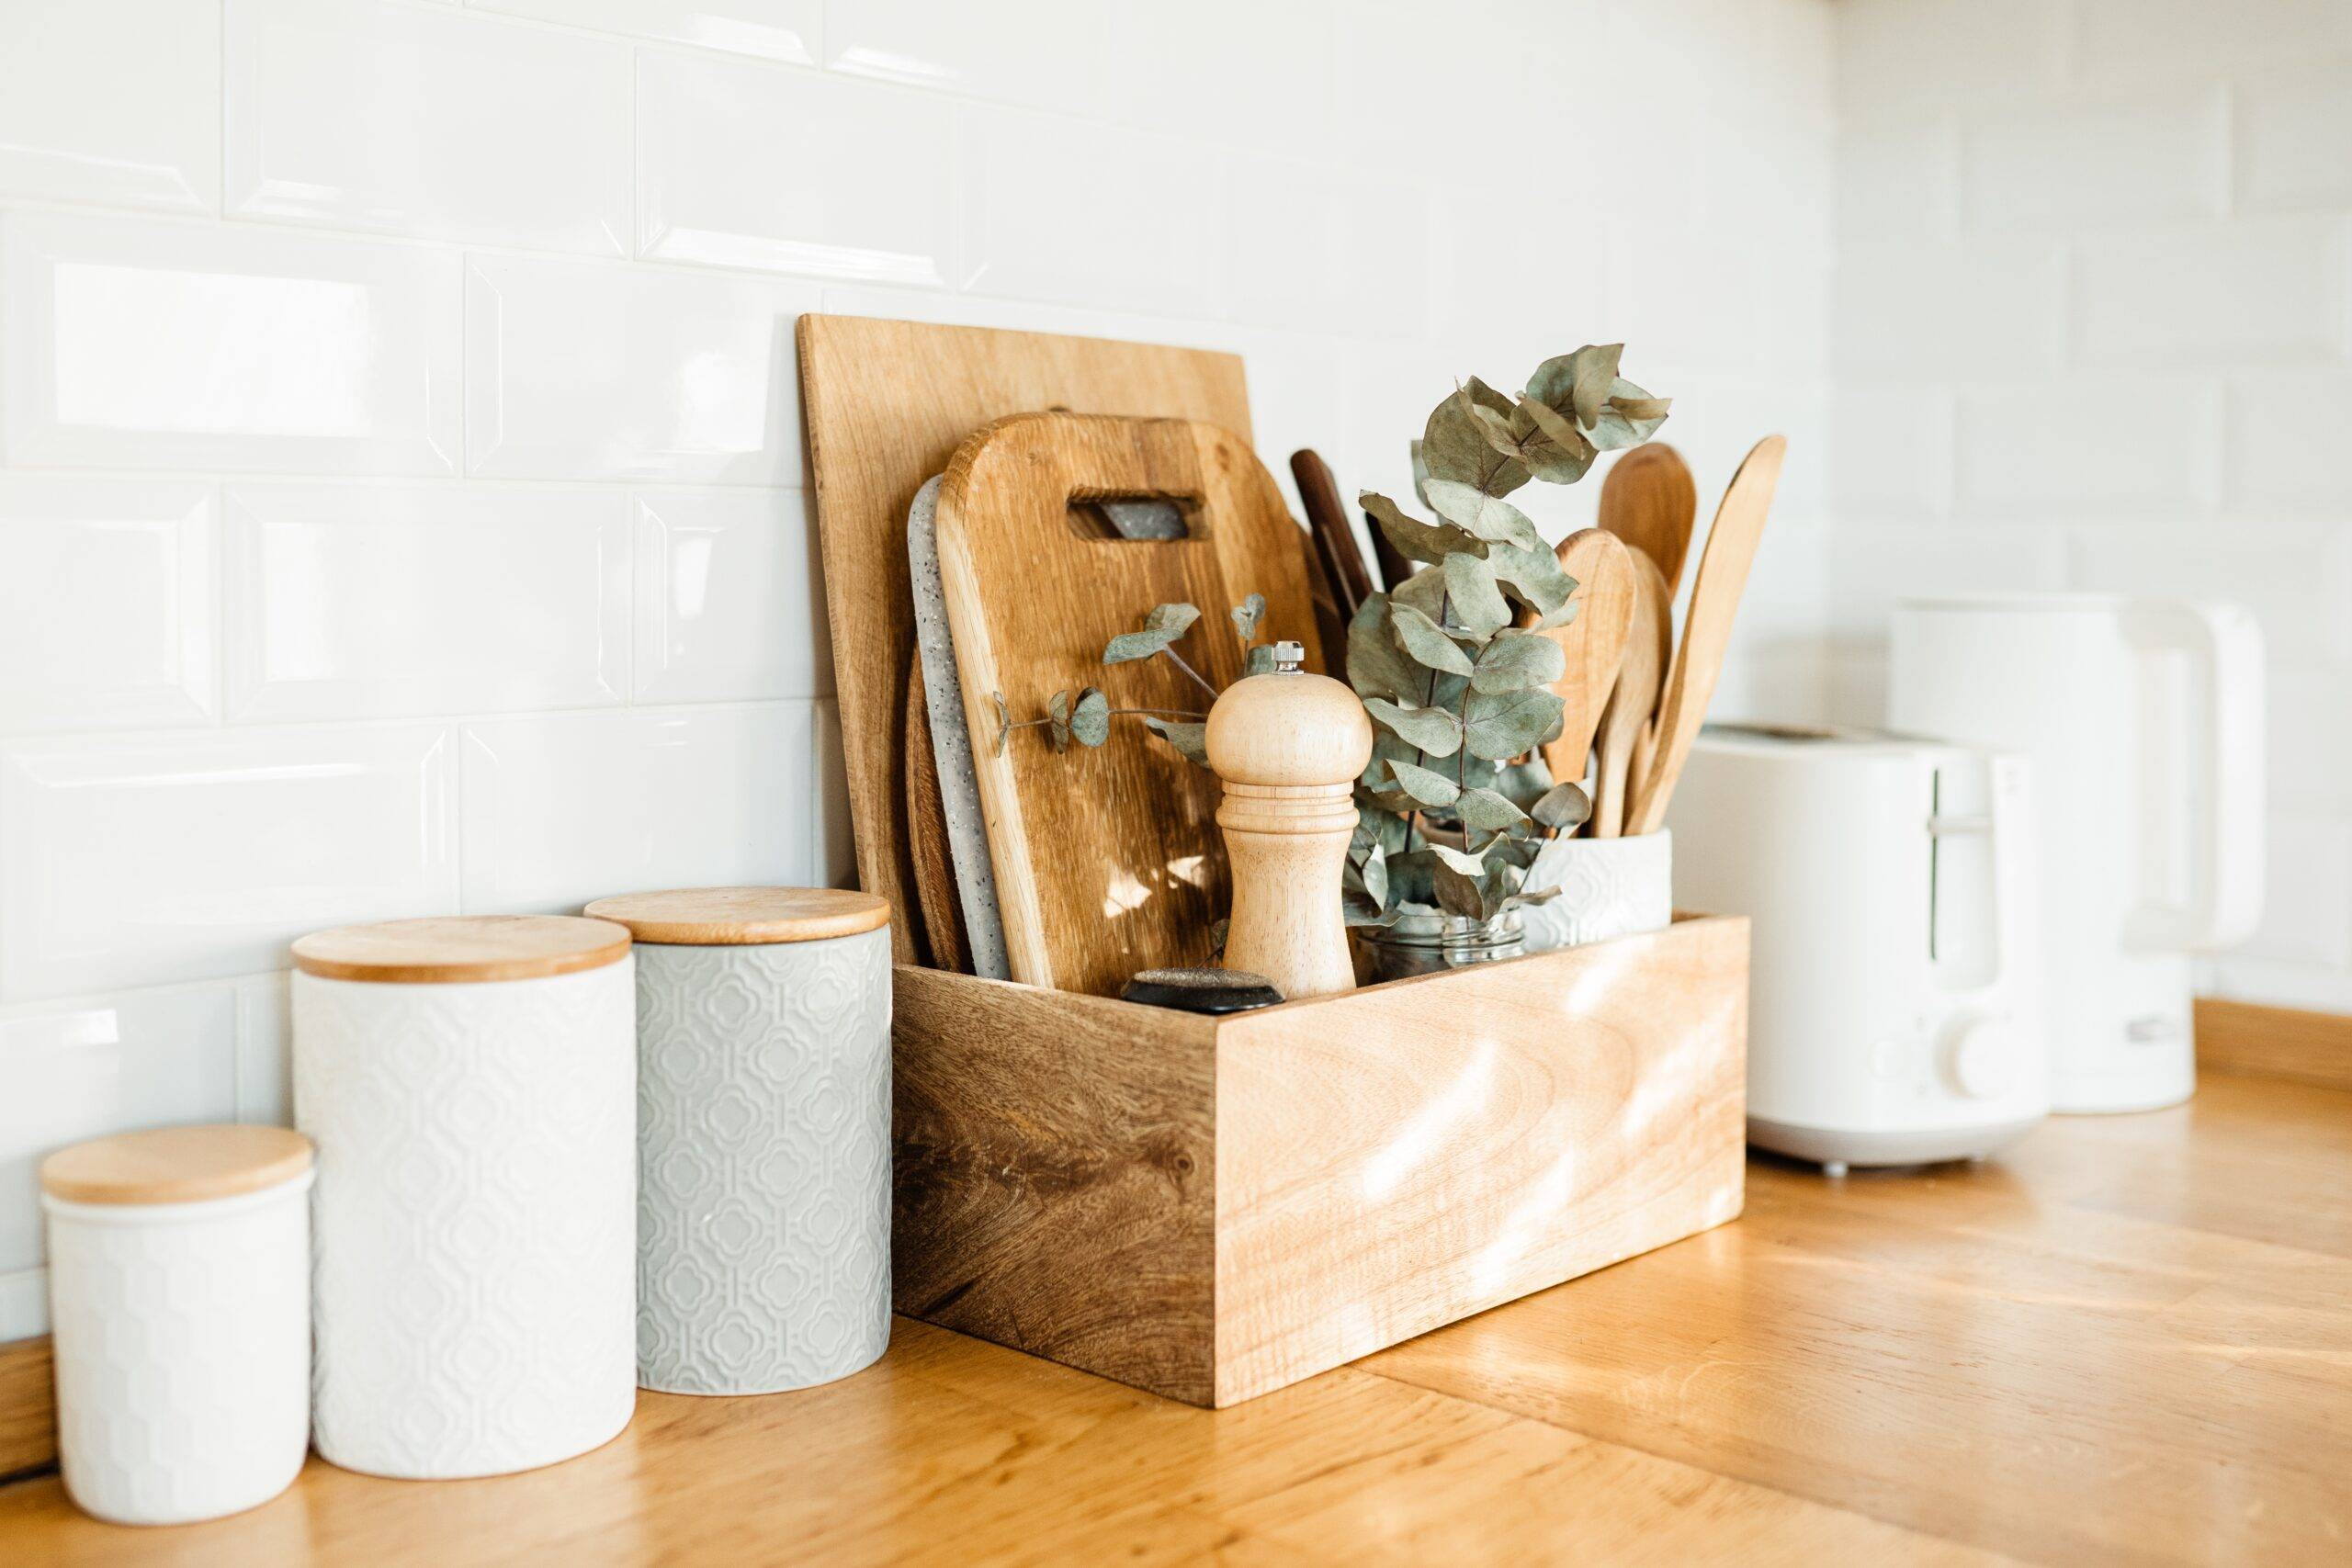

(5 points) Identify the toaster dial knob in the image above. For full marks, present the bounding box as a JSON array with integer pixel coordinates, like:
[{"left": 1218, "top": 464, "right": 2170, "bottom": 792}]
[{"left": 1942, "top": 1020, "right": 2014, "bottom": 1100}]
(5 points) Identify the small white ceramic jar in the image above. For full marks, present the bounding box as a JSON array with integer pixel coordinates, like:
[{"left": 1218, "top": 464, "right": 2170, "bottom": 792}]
[
  {"left": 1519, "top": 830, "right": 1675, "bottom": 952},
  {"left": 583, "top": 887, "right": 893, "bottom": 1396},
  {"left": 292, "top": 916, "right": 638, "bottom": 1480},
  {"left": 41, "top": 1125, "right": 315, "bottom": 1527}
]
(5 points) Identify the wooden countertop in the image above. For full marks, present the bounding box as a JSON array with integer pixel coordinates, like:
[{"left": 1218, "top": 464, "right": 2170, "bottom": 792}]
[{"left": 6, "top": 1071, "right": 2347, "bottom": 1564}]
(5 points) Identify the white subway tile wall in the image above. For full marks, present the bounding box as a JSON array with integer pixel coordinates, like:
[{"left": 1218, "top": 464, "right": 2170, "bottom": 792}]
[
  {"left": 1835, "top": 0, "right": 2352, "bottom": 1011},
  {"left": 0, "top": 0, "right": 1888, "bottom": 1335}
]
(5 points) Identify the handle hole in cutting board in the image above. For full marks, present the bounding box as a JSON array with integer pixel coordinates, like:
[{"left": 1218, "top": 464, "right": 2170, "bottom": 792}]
[{"left": 1065, "top": 494, "right": 1202, "bottom": 543}]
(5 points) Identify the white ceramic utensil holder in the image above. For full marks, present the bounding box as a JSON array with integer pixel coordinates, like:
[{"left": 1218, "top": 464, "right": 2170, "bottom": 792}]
[
  {"left": 1518, "top": 830, "right": 1675, "bottom": 953},
  {"left": 40, "top": 1126, "right": 315, "bottom": 1527},
  {"left": 584, "top": 888, "right": 894, "bottom": 1396},
  {"left": 291, "top": 916, "right": 639, "bottom": 1481}
]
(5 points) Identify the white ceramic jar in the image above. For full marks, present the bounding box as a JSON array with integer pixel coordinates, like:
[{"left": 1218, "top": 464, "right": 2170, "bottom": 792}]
[
  {"left": 291, "top": 916, "right": 638, "bottom": 1480},
  {"left": 583, "top": 887, "right": 893, "bottom": 1396},
  {"left": 41, "top": 1125, "right": 315, "bottom": 1527},
  {"left": 1519, "top": 830, "right": 1675, "bottom": 953}
]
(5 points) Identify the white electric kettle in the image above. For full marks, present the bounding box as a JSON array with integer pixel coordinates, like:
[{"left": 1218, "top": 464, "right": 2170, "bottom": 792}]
[{"left": 1889, "top": 595, "right": 2263, "bottom": 1113}]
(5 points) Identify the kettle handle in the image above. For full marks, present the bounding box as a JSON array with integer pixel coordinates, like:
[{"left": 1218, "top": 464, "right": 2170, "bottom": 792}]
[{"left": 2120, "top": 600, "right": 2264, "bottom": 953}]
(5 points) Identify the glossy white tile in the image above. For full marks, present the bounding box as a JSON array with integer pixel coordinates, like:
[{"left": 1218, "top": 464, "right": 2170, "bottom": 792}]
[
  {"left": 633, "top": 491, "right": 827, "bottom": 704},
  {"left": 471, "top": 0, "right": 818, "bottom": 62},
  {"left": 1223, "top": 157, "right": 1426, "bottom": 338},
  {"left": 0, "top": 0, "right": 220, "bottom": 212},
  {"left": 0, "top": 212, "right": 462, "bottom": 475},
  {"left": 0, "top": 1269, "right": 42, "bottom": 1341},
  {"left": 0, "top": 479, "right": 218, "bottom": 733},
  {"left": 638, "top": 51, "right": 952, "bottom": 286},
  {"left": 223, "top": 483, "right": 628, "bottom": 722},
  {"left": 226, "top": 0, "right": 631, "bottom": 254},
  {"left": 465, "top": 254, "right": 816, "bottom": 483},
  {"left": 0, "top": 981, "right": 240, "bottom": 1274},
  {"left": 1108, "top": 0, "right": 1334, "bottom": 157},
  {"left": 235, "top": 971, "right": 293, "bottom": 1127},
  {"left": 460, "top": 704, "right": 813, "bottom": 914},
  {"left": 956, "top": 106, "right": 1227, "bottom": 318},
  {"left": 824, "top": 0, "right": 1113, "bottom": 118},
  {"left": 0, "top": 725, "right": 457, "bottom": 1000},
  {"left": 811, "top": 697, "right": 854, "bottom": 887}
]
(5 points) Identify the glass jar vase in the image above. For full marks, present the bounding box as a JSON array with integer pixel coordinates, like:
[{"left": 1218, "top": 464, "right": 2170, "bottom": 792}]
[{"left": 1362, "top": 908, "right": 1527, "bottom": 982}]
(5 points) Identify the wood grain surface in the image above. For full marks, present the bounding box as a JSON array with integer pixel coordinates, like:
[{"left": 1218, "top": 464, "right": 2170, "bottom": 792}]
[
  {"left": 797, "top": 315, "right": 1254, "bottom": 964},
  {"left": 12, "top": 1069, "right": 2342, "bottom": 1563},
  {"left": 1591, "top": 545, "right": 1673, "bottom": 838},
  {"left": 891, "top": 965, "right": 1219, "bottom": 1406},
  {"left": 582, "top": 886, "right": 888, "bottom": 946},
  {"left": 1596, "top": 441, "right": 1699, "bottom": 595},
  {"left": 39, "top": 1125, "right": 311, "bottom": 1207},
  {"left": 2196, "top": 996, "right": 2352, "bottom": 1092},
  {"left": 936, "top": 412, "right": 1323, "bottom": 995},
  {"left": 1213, "top": 914, "right": 1747, "bottom": 1406},
  {"left": 288, "top": 915, "right": 632, "bottom": 983},
  {"left": 0, "top": 1338, "right": 51, "bottom": 1481},
  {"left": 901, "top": 662, "right": 971, "bottom": 972},
  {"left": 1522, "top": 528, "right": 1635, "bottom": 791}
]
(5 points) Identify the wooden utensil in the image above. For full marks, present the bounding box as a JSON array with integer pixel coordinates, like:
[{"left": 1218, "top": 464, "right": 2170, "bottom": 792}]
[
  {"left": 936, "top": 412, "right": 1326, "bottom": 996},
  {"left": 1591, "top": 546, "right": 1672, "bottom": 838},
  {"left": 1289, "top": 448, "right": 1374, "bottom": 616},
  {"left": 1625, "top": 435, "right": 1788, "bottom": 837},
  {"left": 1366, "top": 507, "right": 1417, "bottom": 594},
  {"left": 904, "top": 660, "right": 972, "bottom": 973},
  {"left": 1518, "top": 529, "right": 1636, "bottom": 792},
  {"left": 798, "top": 315, "right": 1256, "bottom": 963},
  {"left": 1597, "top": 442, "right": 1700, "bottom": 597}
]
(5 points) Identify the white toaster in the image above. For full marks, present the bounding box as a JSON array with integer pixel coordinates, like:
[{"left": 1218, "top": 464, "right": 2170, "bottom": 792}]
[{"left": 1668, "top": 725, "right": 2047, "bottom": 1173}]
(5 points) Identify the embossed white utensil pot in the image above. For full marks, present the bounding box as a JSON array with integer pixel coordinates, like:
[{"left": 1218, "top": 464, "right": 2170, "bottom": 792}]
[
  {"left": 291, "top": 916, "right": 637, "bottom": 1480},
  {"left": 1518, "top": 830, "right": 1674, "bottom": 953},
  {"left": 583, "top": 887, "right": 893, "bottom": 1396},
  {"left": 40, "top": 1125, "right": 315, "bottom": 1526}
]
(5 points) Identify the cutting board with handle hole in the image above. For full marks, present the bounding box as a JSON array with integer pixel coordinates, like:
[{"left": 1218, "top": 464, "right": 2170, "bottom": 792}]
[{"left": 937, "top": 412, "right": 1326, "bottom": 996}]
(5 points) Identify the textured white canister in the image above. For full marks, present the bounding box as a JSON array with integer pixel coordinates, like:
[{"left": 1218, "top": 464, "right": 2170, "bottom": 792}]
[
  {"left": 40, "top": 1125, "right": 315, "bottom": 1527},
  {"left": 291, "top": 915, "right": 638, "bottom": 1480},
  {"left": 1519, "top": 830, "right": 1675, "bottom": 953},
  {"left": 583, "top": 887, "right": 893, "bottom": 1396}
]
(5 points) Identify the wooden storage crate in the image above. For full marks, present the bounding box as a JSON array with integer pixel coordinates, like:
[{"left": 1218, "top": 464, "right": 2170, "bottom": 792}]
[{"left": 890, "top": 913, "right": 1747, "bottom": 1407}]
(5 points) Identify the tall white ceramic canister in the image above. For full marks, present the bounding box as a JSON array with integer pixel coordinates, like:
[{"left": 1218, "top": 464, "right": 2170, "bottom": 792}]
[
  {"left": 583, "top": 887, "right": 893, "bottom": 1395},
  {"left": 291, "top": 916, "right": 638, "bottom": 1479},
  {"left": 41, "top": 1125, "right": 316, "bottom": 1527}
]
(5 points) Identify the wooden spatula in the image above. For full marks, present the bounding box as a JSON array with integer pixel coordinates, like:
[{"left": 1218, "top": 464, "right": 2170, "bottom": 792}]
[
  {"left": 1591, "top": 546, "right": 1671, "bottom": 838},
  {"left": 1625, "top": 435, "right": 1788, "bottom": 836},
  {"left": 1521, "top": 529, "right": 1635, "bottom": 792},
  {"left": 1598, "top": 442, "right": 1700, "bottom": 598},
  {"left": 1290, "top": 448, "right": 1374, "bottom": 616}
]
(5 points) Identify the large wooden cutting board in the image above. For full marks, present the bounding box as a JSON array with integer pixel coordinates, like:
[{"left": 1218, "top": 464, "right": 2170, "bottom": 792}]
[
  {"left": 797, "top": 316, "right": 1256, "bottom": 964},
  {"left": 937, "top": 413, "right": 1323, "bottom": 996}
]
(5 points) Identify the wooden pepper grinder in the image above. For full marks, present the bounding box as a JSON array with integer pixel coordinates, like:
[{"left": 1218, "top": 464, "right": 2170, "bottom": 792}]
[{"left": 1205, "top": 642, "right": 1374, "bottom": 1000}]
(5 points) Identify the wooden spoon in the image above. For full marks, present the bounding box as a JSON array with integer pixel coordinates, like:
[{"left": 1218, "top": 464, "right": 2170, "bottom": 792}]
[
  {"left": 1590, "top": 546, "right": 1672, "bottom": 838},
  {"left": 1290, "top": 448, "right": 1374, "bottom": 616},
  {"left": 1520, "top": 529, "right": 1635, "bottom": 792},
  {"left": 1625, "top": 435, "right": 1788, "bottom": 836},
  {"left": 1598, "top": 442, "right": 1700, "bottom": 598}
]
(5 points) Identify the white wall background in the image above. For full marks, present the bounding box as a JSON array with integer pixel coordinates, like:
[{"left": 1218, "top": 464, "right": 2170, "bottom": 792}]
[
  {"left": 0, "top": 0, "right": 1837, "bottom": 1337},
  {"left": 1828, "top": 0, "right": 2352, "bottom": 1014}
]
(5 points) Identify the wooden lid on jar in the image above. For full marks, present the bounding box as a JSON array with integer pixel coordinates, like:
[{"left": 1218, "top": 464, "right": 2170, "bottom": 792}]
[
  {"left": 291, "top": 915, "right": 633, "bottom": 983},
  {"left": 582, "top": 886, "right": 890, "bottom": 946},
  {"left": 41, "top": 1125, "right": 313, "bottom": 1206}
]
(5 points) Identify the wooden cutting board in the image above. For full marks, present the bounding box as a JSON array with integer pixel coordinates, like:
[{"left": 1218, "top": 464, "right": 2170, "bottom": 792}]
[
  {"left": 797, "top": 315, "right": 1256, "bottom": 964},
  {"left": 936, "top": 412, "right": 1323, "bottom": 996}
]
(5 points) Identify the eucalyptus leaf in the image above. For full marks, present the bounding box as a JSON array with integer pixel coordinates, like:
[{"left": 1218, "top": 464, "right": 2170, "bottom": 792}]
[
  {"left": 1363, "top": 696, "right": 1464, "bottom": 757},
  {"left": 1442, "top": 551, "right": 1511, "bottom": 638},
  {"left": 1244, "top": 643, "right": 1277, "bottom": 677},
  {"left": 1141, "top": 716, "right": 1208, "bottom": 765},
  {"left": 1386, "top": 758, "right": 1462, "bottom": 808},
  {"left": 1472, "top": 628, "right": 1567, "bottom": 694},
  {"left": 1430, "top": 858, "right": 1488, "bottom": 919},
  {"left": 1463, "top": 684, "right": 1566, "bottom": 761},
  {"left": 1486, "top": 541, "right": 1578, "bottom": 620},
  {"left": 1384, "top": 848, "right": 1441, "bottom": 908},
  {"left": 1532, "top": 780, "right": 1592, "bottom": 831},
  {"left": 1422, "top": 479, "right": 1543, "bottom": 551},
  {"left": 1421, "top": 386, "right": 1530, "bottom": 498},
  {"left": 1513, "top": 395, "right": 1599, "bottom": 484},
  {"left": 1046, "top": 689, "right": 1072, "bottom": 753},
  {"left": 991, "top": 691, "right": 1012, "bottom": 758},
  {"left": 1430, "top": 841, "right": 1490, "bottom": 878},
  {"left": 1070, "top": 687, "right": 1111, "bottom": 747},
  {"left": 1588, "top": 378, "right": 1672, "bottom": 451},
  {"left": 1388, "top": 603, "right": 1476, "bottom": 676},
  {"left": 1454, "top": 786, "right": 1530, "bottom": 831},
  {"left": 1488, "top": 757, "right": 1556, "bottom": 811},
  {"left": 1345, "top": 595, "right": 1420, "bottom": 703},
  {"left": 1408, "top": 439, "right": 1436, "bottom": 511},
  {"left": 1572, "top": 344, "right": 1623, "bottom": 427},
  {"left": 1230, "top": 592, "right": 1265, "bottom": 646},
  {"left": 1103, "top": 601, "right": 1202, "bottom": 663},
  {"left": 1391, "top": 558, "right": 1453, "bottom": 623},
  {"left": 1362, "top": 491, "right": 1487, "bottom": 566}
]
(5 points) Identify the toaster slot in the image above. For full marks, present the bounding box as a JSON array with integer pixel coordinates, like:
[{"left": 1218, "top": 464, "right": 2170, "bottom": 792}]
[{"left": 1929, "top": 761, "right": 1999, "bottom": 990}]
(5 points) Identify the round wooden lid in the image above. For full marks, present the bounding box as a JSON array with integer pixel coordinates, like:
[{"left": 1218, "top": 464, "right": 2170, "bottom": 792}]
[
  {"left": 41, "top": 1124, "right": 313, "bottom": 1206},
  {"left": 582, "top": 886, "right": 890, "bottom": 946},
  {"left": 291, "top": 915, "right": 632, "bottom": 983}
]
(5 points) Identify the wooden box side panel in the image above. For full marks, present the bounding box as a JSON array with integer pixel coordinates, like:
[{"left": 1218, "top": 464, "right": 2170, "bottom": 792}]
[
  {"left": 1212, "top": 916, "right": 1749, "bottom": 1406},
  {"left": 890, "top": 966, "right": 1222, "bottom": 1404}
]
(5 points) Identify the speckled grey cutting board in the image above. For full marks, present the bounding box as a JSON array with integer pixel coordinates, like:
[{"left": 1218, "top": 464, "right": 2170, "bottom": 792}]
[{"left": 906, "top": 479, "right": 1182, "bottom": 981}]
